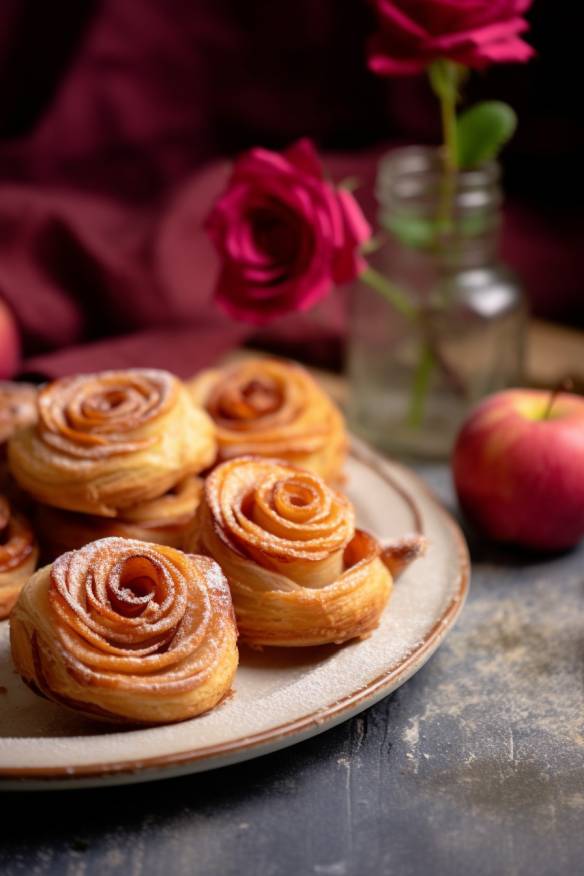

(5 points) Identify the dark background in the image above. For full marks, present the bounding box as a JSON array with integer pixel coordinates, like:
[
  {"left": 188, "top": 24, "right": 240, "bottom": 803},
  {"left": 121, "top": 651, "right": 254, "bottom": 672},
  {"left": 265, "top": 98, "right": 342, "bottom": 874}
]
[{"left": 0, "top": 0, "right": 583, "bottom": 379}]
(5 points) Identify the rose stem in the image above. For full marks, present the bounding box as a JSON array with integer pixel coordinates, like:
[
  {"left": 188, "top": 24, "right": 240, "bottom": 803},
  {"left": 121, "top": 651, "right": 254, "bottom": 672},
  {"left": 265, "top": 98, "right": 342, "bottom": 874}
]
[
  {"left": 402, "top": 61, "right": 467, "bottom": 429},
  {"left": 429, "top": 59, "right": 463, "bottom": 235},
  {"left": 359, "top": 268, "right": 467, "bottom": 413}
]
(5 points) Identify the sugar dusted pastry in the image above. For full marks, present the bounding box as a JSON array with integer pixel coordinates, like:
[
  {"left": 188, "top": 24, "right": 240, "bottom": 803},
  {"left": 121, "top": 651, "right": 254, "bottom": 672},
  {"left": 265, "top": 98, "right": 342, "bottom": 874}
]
[
  {"left": 35, "top": 476, "right": 204, "bottom": 558},
  {"left": 0, "top": 496, "right": 38, "bottom": 619},
  {"left": 8, "top": 369, "right": 216, "bottom": 517},
  {"left": 188, "top": 357, "right": 346, "bottom": 482},
  {"left": 10, "top": 538, "right": 238, "bottom": 724},
  {"left": 0, "top": 381, "right": 37, "bottom": 445},
  {"left": 188, "top": 457, "right": 425, "bottom": 647},
  {"left": 0, "top": 381, "right": 38, "bottom": 492}
]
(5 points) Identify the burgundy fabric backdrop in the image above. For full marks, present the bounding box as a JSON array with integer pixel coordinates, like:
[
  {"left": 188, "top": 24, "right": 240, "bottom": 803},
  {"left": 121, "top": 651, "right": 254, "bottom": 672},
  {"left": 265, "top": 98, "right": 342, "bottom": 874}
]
[{"left": 0, "top": 0, "right": 582, "bottom": 379}]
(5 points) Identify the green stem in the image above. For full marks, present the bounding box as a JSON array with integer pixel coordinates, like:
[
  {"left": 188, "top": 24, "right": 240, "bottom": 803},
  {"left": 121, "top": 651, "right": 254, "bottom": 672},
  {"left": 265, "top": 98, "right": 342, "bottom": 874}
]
[
  {"left": 361, "top": 265, "right": 464, "bottom": 431},
  {"left": 391, "top": 58, "right": 467, "bottom": 433},
  {"left": 406, "top": 341, "right": 435, "bottom": 429},
  {"left": 429, "top": 59, "right": 461, "bottom": 236},
  {"left": 428, "top": 59, "right": 461, "bottom": 170},
  {"left": 360, "top": 266, "right": 417, "bottom": 322},
  {"left": 440, "top": 76, "right": 458, "bottom": 173},
  {"left": 438, "top": 100, "right": 457, "bottom": 236}
]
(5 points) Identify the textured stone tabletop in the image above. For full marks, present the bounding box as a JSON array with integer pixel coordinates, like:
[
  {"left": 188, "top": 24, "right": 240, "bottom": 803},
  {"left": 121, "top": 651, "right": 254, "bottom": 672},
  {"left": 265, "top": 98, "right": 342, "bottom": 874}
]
[{"left": 0, "top": 465, "right": 582, "bottom": 876}]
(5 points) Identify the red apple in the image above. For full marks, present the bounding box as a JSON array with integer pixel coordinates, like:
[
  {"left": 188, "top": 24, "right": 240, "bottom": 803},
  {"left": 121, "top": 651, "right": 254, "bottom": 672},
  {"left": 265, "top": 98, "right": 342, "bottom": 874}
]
[
  {"left": 453, "top": 388, "right": 584, "bottom": 551},
  {"left": 0, "top": 299, "right": 21, "bottom": 378}
]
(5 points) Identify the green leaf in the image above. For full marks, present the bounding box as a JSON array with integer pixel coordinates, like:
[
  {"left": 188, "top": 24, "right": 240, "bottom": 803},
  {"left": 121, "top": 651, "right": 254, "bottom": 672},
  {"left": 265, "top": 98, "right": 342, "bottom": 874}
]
[{"left": 456, "top": 101, "right": 517, "bottom": 168}]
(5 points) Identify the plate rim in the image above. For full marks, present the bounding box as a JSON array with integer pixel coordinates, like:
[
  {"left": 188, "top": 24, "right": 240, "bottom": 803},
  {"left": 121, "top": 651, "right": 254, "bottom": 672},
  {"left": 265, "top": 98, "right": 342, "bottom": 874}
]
[{"left": 0, "top": 438, "right": 470, "bottom": 786}]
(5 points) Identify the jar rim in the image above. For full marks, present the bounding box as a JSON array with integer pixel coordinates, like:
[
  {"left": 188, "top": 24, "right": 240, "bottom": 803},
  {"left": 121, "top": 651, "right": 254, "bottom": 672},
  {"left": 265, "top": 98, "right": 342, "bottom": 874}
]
[
  {"left": 378, "top": 145, "right": 499, "bottom": 182},
  {"left": 376, "top": 145, "right": 501, "bottom": 214}
]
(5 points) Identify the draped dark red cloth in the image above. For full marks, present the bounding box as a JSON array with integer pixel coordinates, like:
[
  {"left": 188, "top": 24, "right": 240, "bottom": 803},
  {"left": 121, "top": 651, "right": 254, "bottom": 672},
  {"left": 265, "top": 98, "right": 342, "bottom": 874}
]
[
  {"left": 0, "top": 162, "right": 249, "bottom": 378},
  {"left": 1, "top": 0, "right": 582, "bottom": 380}
]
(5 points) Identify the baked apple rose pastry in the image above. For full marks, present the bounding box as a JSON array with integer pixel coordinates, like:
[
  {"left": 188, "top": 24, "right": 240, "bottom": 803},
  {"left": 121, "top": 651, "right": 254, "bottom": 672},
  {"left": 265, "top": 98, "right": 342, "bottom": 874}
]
[
  {"left": 189, "top": 458, "right": 425, "bottom": 647},
  {"left": 35, "top": 475, "right": 204, "bottom": 559},
  {"left": 0, "top": 381, "right": 37, "bottom": 445},
  {"left": 8, "top": 369, "right": 216, "bottom": 517},
  {"left": 188, "top": 358, "right": 346, "bottom": 482},
  {"left": 0, "top": 496, "right": 38, "bottom": 620},
  {"left": 0, "top": 381, "right": 38, "bottom": 492},
  {"left": 10, "top": 538, "right": 238, "bottom": 724}
]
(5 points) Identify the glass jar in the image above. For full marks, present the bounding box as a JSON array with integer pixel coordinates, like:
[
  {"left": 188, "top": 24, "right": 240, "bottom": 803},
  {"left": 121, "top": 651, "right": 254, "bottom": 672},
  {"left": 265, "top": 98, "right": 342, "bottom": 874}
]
[{"left": 347, "top": 146, "right": 527, "bottom": 460}]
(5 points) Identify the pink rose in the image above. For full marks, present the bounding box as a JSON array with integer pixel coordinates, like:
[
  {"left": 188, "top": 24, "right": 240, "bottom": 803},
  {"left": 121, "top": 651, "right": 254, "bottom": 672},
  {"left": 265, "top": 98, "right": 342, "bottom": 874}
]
[
  {"left": 369, "top": 0, "right": 534, "bottom": 75},
  {"left": 205, "top": 139, "right": 371, "bottom": 325}
]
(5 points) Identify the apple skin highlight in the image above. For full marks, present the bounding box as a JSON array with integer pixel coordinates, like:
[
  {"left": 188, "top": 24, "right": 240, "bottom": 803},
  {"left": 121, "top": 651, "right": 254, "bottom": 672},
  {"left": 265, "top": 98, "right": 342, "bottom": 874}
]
[
  {"left": 453, "top": 389, "right": 584, "bottom": 551},
  {"left": 0, "top": 300, "right": 21, "bottom": 378}
]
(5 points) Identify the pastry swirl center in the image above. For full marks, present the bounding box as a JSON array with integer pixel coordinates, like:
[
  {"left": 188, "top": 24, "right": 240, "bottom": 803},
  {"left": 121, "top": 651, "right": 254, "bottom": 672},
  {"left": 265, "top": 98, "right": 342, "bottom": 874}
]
[
  {"left": 0, "top": 497, "right": 35, "bottom": 571},
  {"left": 272, "top": 477, "right": 320, "bottom": 522},
  {"left": 0, "top": 497, "right": 9, "bottom": 534},
  {"left": 214, "top": 376, "right": 283, "bottom": 423},
  {"left": 37, "top": 370, "right": 178, "bottom": 459},
  {"left": 107, "top": 556, "right": 163, "bottom": 618}
]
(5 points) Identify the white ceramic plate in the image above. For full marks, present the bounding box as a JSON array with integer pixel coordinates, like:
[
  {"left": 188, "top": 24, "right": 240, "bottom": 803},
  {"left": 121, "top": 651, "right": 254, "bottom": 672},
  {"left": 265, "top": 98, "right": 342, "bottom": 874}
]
[{"left": 0, "top": 439, "right": 469, "bottom": 790}]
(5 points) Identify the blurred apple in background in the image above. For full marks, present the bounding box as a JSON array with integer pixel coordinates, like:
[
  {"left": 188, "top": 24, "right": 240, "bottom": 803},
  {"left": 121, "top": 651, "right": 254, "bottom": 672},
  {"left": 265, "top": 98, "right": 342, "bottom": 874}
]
[
  {"left": 0, "top": 299, "right": 21, "bottom": 378},
  {"left": 453, "top": 388, "right": 584, "bottom": 551}
]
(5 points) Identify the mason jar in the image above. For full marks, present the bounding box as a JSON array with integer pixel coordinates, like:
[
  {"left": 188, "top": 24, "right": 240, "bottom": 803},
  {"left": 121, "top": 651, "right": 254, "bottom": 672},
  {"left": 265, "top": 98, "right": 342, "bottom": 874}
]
[{"left": 347, "top": 145, "right": 527, "bottom": 460}]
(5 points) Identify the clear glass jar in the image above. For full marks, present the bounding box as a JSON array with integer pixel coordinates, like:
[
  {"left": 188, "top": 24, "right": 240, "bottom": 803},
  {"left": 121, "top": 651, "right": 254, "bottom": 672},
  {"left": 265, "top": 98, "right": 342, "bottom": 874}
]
[{"left": 347, "top": 146, "right": 527, "bottom": 460}]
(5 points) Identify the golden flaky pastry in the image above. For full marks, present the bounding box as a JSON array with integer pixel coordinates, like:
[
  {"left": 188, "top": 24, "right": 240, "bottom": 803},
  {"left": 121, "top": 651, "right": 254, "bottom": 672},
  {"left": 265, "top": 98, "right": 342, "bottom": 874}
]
[
  {"left": 188, "top": 358, "right": 346, "bottom": 482},
  {"left": 188, "top": 457, "right": 426, "bottom": 647},
  {"left": 0, "top": 381, "right": 38, "bottom": 493},
  {"left": 10, "top": 538, "right": 238, "bottom": 724},
  {"left": 0, "top": 496, "right": 38, "bottom": 619},
  {"left": 8, "top": 369, "right": 216, "bottom": 517},
  {"left": 0, "top": 381, "right": 37, "bottom": 445},
  {"left": 35, "top": 476, "right": 204, "bottom": 559}
]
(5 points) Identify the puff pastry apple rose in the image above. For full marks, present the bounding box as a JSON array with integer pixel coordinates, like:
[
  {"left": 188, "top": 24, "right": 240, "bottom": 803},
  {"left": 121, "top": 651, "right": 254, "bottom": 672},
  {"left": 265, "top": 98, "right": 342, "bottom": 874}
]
[
  {"left": 0, "top": 381, "right": 38, "bottom": 493},
  {"left": 188, "top": 458, "right": 424, "bottom": 647},
  {"left": 10, "top": 538, "right": 238, "bottom": 724},
  {"left": 35, "top": 476, "right": 204, "bottom": 558},
  {"left": 0, "top": 381, "right": 37, "bottom": 445},
  {"left": 0, "top": 496, "right": 38, "bottom": 619},
  {"left": 188, "top": 358, "right": 346, "bottom": 482},
  {"left": 8, "top": 369, "right": 216, "bottom": 517}
]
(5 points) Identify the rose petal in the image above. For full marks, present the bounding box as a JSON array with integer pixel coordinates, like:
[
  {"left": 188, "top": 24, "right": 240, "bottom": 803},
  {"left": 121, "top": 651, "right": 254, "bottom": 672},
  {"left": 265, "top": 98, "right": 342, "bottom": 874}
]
[
  {"left": 368, "top": 0, "right": 534, "bottom": 73},
  {"left": 284, "top": 139, "right": 324, "bottom": 179}
]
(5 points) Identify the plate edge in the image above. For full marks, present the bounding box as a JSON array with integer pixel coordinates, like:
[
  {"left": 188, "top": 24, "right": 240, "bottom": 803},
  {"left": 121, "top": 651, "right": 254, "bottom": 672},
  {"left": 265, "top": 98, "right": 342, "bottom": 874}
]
[{"left": 0, "top": 437, "right": 470, "bottom": 787}]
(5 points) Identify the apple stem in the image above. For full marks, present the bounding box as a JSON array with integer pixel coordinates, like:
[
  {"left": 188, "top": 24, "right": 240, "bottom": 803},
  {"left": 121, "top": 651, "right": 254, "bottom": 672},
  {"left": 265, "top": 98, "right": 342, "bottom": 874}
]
[{"left": 543, "top": 377, "right": 574, "bottom": 420}]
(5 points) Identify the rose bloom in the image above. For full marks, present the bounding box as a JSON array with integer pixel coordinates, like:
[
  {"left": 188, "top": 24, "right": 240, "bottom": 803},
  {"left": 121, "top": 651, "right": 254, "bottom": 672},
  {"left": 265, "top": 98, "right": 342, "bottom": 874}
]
[
  {"left": 205, "top": 139, "right": 371, "bottom": 325},
  {"left": 369, "top": 0, "right": 534, "bottom": 75}
]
